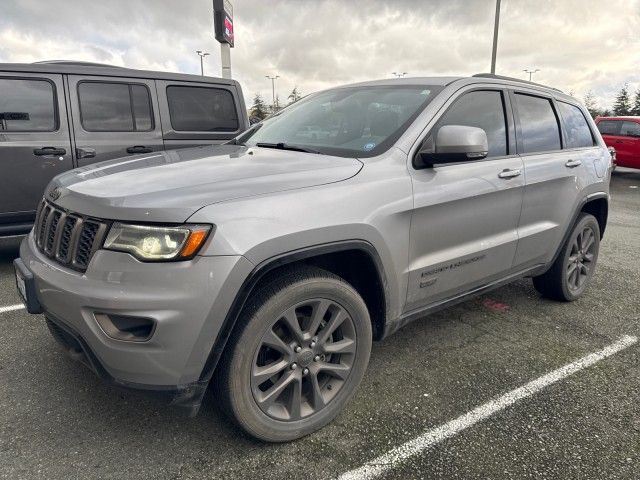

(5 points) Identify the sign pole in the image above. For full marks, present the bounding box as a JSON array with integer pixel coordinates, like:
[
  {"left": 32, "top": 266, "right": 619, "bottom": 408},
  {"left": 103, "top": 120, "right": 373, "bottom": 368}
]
[
  {"left": 490, "top": 0, "right": 501, "bottom": 74},
  {"left": 213, "top": 0, "right": 234, "bottom": 79},
  {"left": 221, "top": 43, "right": 231, "bottom": 79}
]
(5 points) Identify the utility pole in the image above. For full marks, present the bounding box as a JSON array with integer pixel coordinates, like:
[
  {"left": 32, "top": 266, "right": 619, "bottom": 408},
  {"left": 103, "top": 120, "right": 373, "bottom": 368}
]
[
  {"left": 490, "top": 0, "right": 501, "bottom": 74},
  {"left": 196, "top": 50, "right": 210, "bottom": 76},
  {"left": 523, "top": 68, "right": 540, "bottom": 81},
  {"left": 266, "top": 75, "right": 279, "bottom": 111},
  {"left": 392, "top": 72, "right": 407, "bottom": 78}
]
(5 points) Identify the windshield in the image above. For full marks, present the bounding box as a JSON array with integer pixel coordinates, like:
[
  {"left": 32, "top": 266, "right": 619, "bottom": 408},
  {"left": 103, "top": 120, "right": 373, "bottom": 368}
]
[{"left": 238, "top": 85, "right": 442, "bottom": 158}]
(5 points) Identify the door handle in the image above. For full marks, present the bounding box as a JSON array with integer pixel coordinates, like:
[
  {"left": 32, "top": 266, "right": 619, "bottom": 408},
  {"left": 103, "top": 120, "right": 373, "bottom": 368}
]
[
  {"left": 565, "top": 159, "right": 582, "bottom": 168},
  {"left": 76, "top": 147, "right": 96, "bottom": 159},
  {"left": 126, "top": 145, "right": 153, "bottom": 154},
  {"left": 615, "top": 140, "right": 624, "bottom": 144},
  {"left": 33, "top": 147, "right": 66, "bottom": 156},
  {"left": 498, "top": 168, "right": 521, "bottom": 179}
]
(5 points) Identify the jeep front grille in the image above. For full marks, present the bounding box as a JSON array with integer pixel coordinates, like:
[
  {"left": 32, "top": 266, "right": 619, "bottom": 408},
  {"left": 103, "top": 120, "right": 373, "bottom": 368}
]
[{"left": 33, "top": 199, "right": 109, "bottom": 272}]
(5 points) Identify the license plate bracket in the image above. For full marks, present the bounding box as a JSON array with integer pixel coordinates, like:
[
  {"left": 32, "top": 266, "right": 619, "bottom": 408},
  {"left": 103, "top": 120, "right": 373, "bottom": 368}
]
[{"left": 13, "top": 258, "right": 43, "bottom": 314}]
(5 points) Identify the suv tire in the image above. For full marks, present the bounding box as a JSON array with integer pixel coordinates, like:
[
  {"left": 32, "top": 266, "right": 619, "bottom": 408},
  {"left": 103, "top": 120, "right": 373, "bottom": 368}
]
[
  {"left": 533, "top": 213, "right": 600, "bottom": 302},
  {"left": 217, "top": 266, "right": 372, "bottom": 442}
]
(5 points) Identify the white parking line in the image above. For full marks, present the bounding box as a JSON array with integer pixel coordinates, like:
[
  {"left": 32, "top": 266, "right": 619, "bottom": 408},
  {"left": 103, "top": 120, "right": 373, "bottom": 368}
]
[
  {"left": 0, "top": 304, "right": 25, "bottom": 314},
  {"left": 339, "top": 335, "right": 638, "bottom": 480}
]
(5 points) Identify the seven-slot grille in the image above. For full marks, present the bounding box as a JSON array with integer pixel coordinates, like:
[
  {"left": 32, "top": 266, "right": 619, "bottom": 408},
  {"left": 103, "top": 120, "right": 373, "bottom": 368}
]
[{"left": 34, "top": 199, "right": 109, "bottom": 272}]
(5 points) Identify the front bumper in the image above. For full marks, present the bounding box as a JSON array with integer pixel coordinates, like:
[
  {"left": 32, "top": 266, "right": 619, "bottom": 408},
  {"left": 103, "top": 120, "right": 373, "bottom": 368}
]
[{"left": 19, "top": 232, "right": 253, "bottom": 390}]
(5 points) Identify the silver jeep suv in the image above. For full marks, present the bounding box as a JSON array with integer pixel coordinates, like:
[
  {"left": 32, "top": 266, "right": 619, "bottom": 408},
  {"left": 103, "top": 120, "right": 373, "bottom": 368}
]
[{"left": 15, "top": 74, "right": 612, "bottom": 442}]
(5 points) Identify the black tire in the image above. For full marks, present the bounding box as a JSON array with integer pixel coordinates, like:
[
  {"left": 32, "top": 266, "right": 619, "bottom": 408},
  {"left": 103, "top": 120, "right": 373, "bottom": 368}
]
[
  {"left": 216, "top": 266, "right": 372, "bottom": 442},
  {"left": 532, "top": 213, "right": 600, "bottom": 301}
]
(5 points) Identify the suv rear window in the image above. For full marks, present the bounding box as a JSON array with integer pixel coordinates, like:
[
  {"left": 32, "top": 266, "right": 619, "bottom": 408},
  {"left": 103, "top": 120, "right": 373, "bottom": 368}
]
[
  {"left": 596, "top": 120, "right": 621, "bottom": 136},
  {"left": 515, "top": 93, "right": 561, "bottom": 153},
  {"left": 166, "top": 86, "right": 239, "bottom": 132},
  {"left": 0, "top": 78, "right": 56, "bottom": 132},
  {"left": 78, "top": 82, "right": 153, "bottom": 132},
  {"left": 620, "top": 121, "right": 640, "bottom": 137},
  {"left": 558, "top": 102, "right": 594, "bottom": 148}
]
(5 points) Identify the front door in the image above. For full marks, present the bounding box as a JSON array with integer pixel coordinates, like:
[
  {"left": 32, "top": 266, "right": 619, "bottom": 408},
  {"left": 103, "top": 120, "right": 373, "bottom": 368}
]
[
  {"left": 0, "top": 73, "right": 73, "bottom": 225},
  {"left": 406, "top": 88, "right": 524, "bottom": 312},
  {"left": 67, "top": 75, "right": 164, "bottom": 166}
]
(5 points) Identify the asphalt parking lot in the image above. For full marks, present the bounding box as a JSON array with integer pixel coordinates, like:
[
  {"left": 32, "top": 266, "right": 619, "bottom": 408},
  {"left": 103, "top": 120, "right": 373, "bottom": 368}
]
[{"left": 0, "top": 169, "right": 639, "bottom": 480}]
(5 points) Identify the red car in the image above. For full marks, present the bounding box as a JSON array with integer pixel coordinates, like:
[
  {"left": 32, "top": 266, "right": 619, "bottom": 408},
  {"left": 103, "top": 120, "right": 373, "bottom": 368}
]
[{"left": 595, "top": 116, "right": 640, "bottom": 169}]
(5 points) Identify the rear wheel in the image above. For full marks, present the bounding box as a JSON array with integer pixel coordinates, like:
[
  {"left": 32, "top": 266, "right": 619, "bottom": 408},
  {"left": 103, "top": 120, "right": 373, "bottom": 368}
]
[
  {"left": 533, "top": 213, "right": 600, "bottom": 301},
  {"left": 217, "top": 266, "right": 372, "bottom": 442}
]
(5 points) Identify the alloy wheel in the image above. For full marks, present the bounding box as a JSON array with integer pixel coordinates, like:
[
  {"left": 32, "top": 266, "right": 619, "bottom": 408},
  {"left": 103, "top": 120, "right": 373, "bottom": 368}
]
[
  {"left": 566, "top": 225, "right": 597, "bottom": 292},
  {"left": 250, "top": 298, "right": 357, "bottom": 421}
]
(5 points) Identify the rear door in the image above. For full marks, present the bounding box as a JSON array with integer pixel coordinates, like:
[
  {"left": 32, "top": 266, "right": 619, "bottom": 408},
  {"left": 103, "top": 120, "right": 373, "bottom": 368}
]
[
  {"left": 511, "top": 92, "right": 589, "bottom": 269},
  {"left": 156, "top": 80, "right": 243, "bottom": 150},
  {"left": 406, "top": 88, "right": 524, "bottom": 311},
  {"left": 0, "top": 73, "right": 73, "bottom": 228},
  {"left": 67, "top": 75, "right": 163, "bottom": 165},
  {"left": 616, "top": 121, "right": 640, "bottom": 168}
]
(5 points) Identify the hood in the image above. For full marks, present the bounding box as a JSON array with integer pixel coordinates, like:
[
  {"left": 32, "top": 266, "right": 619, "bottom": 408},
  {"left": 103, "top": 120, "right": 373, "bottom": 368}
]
[{"left": 50, "top": 145, "right": 363, "bottom": 223}]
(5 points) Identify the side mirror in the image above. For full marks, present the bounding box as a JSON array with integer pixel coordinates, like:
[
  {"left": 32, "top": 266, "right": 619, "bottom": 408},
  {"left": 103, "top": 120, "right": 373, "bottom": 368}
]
[{"left": 418, "top": 125, "right": 489, "bottom": 166}]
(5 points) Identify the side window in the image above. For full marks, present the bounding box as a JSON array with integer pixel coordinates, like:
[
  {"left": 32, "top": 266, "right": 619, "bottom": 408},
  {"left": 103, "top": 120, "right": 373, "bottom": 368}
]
[
  {"left": 596, "top": 120, "right": 621, "bottom": 136},
  {"left": 514, "top": 93, "right": 561, "bottom": 153},
  {"left": 0, "top": 78, "right": 57, "bottom": 131},
  {"left": 434, "top": 90, "right": 507, "bottom": 157},
  {"left": 166, "top": 86, "right": 239, "bottom": 132},
  {"left": 620, "top": 121, "right": 640, "bottom": 137},
  {"left": 558, "top": 102, "right": 594, "bottom": 148},
  {"left": 78, "top": 82, "right": 153, "bottom": 132}
]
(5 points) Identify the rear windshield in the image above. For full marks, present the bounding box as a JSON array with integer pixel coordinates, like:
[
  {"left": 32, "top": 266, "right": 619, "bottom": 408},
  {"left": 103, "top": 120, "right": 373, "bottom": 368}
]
[{"left": 239, "top": 85, "right": 443, "bottom": 158}]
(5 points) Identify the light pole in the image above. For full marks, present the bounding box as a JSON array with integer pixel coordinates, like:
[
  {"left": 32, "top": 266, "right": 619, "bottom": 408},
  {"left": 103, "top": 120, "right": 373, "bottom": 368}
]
[
  {"left": 196, "top": 50, "right": 210, "bottom": 76},
  {"left": 265, "top": 75, "right": 280, "bottom": 111},
  {"left": 523, "top": 68, "right": 540, "bottom": 81},
  {"left": 490, "top": 0, "right": 501, "bottom": 74},
  {"left": 392, "top": 72, "right": 407, "bottom": 78}
]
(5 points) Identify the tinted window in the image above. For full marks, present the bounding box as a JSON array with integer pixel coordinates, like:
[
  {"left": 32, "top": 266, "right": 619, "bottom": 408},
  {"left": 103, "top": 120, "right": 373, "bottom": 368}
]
[
  {"left": 620, "top": 121, "right": 640, "bottom": 137},
  {"left": 78, "top": 82, "right": 153, "bottom": 132},
  {"left": 597, "top": 120, "right": 621, "bottom": 136},
  {"left": 515, "top": 94, "right": 561, "bottom": 153},
  {"left": 167, "top": 86, "right": 238, "bottom": 132},
  {"left": 435, "top": 90, "right": 507, "bottom": 157},
  {"left": 0, "top": 78, "right": 56, "bottom": 131},
  {"left": 558, "top": 102, "right": 594, "bottom": 148}
]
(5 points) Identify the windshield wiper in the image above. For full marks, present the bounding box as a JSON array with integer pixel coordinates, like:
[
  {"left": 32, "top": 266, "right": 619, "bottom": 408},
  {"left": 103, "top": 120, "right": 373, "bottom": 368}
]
[{"left": 255, "top": 142, "right": 321, "bottom": 154}]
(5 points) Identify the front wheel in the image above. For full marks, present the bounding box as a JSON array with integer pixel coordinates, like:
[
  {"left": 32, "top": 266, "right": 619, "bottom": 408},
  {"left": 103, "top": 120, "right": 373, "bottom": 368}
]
[
  {"left": 217, "top": 266, "right": 372, "bottom": 442},
  {"left": 533, "top": 213, "right": 601, "bottom": 301}
]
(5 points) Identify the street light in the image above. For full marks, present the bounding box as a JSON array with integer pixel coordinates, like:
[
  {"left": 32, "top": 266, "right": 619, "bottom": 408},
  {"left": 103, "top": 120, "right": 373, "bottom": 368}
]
[
  {"left": 523, "top": 68, "right": 540, "bottom": 81},
  {"left": 196, "top": 50, "right": 210, "bottom": 76},
  {"left": 265, "top": 75, "right": 280, "bottom": 110},
  {"left": 490, "top": 0, "right": 501, "bottom": 74},
  {"left": 392, "top": 72, "right": 407, "bottom": 78}
]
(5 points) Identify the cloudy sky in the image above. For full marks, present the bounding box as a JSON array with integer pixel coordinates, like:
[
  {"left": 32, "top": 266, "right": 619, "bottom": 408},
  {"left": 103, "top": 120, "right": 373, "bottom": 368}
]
[{"left": 2, "top": 0, "right": 639, "bottom": 109}]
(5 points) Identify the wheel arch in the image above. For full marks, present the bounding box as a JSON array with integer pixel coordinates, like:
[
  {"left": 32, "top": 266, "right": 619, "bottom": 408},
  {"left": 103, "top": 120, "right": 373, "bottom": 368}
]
[
  {"left": 198, "top": 240, "right": 388, "bottom": 383},
  {"left": 581, "top": 195, "right": 608, "bottom": 239}
]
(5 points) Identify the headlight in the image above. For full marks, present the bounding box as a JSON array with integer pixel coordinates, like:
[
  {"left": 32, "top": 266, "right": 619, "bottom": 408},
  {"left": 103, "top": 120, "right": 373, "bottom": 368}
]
[{"left": 103, "top": 223, "right": 212, "bottom": 261}]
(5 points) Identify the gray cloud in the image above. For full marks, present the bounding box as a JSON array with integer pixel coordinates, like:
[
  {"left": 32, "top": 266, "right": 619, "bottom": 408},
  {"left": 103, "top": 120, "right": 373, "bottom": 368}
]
[{"left": 1, "top": 0, "right": 639, "bottom": 109}]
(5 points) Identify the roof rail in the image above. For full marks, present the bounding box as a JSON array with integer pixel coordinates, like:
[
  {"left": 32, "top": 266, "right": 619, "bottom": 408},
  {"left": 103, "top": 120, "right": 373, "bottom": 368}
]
[
  {"left": 33, "top": 60, "right": 123, "bottom": 68},
  {"left": 472, "top": 73, "right": 563, "bottom": 93}
]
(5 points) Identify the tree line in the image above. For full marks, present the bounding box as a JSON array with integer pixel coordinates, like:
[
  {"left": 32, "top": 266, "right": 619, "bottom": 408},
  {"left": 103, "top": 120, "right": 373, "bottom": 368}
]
[
  {"left": 249, "top": 86, "right": 301, "bottom": 122},
  {"left": 583, "top": 84, "right": 640, "bottom": 119}
]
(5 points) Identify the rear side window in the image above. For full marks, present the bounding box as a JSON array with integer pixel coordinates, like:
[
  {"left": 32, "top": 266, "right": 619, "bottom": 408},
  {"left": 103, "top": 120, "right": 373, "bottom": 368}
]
[
  {"left": 515, "top": 93, "right": 561, "bottom": 153},
  {"left": 620, "top": 121, "right": 640, "bottom": 137},
  {"left": 434, "top": 90, "right": 507, "bottom": 157},
  {"left": 558, "top": 102, "right": 594, "bottom": 148},
  {"left": 597, "top": 120, "right": 621, "bottom": 136},
  {"left": 0, "top": 78, "right": 56, "bottom": 131},
  {"left": 78, "top": 82, "right": 153, "bottom": 132},
  {"left": 166, "top": 86, "right": 238, "bottom": 132}
]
